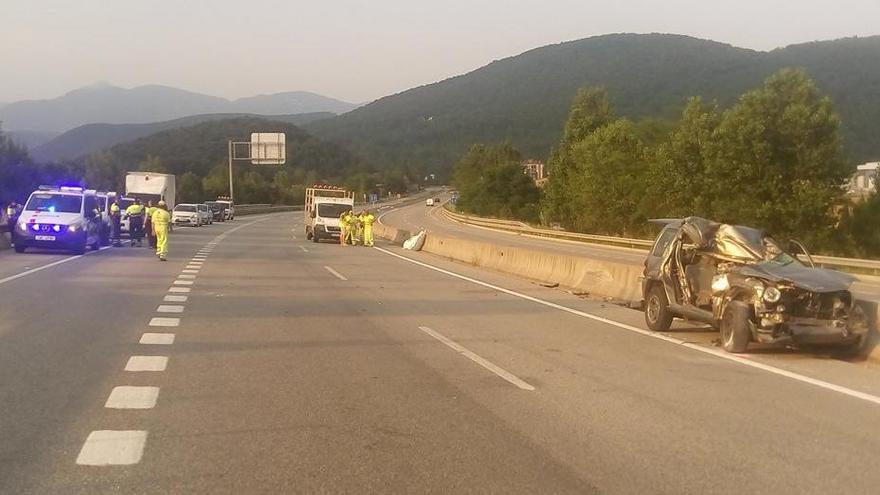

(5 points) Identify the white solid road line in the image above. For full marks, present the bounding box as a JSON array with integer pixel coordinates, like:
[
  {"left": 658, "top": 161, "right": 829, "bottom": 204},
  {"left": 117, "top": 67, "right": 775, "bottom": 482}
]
[
  {"left": 324, "top": 266, "right": 348, "bottom": 281},
  {"left": 76, "top": 430, "right": 148, "bottom": 466},
  {"left": 139, "top": 333, "right": 175, "bottom": 345},
  {"left": 149, "top": 317, "right": 180, "bottom": 327},
  {"left": 376, "top": 247, "right": 880, "bottom": 407},
  {"left": 156, "top": 305, "right": 184, "bottom": 313},
  {"left": 164, "top": 295, "right": 188, "bottom": 302},
  {"left": 419, "top": 326, "right": 536, "bottom": 391},
  {"left": 168, "top": 287, "right": 191, "bottom": 293},
  {"left": 104, "top": 386, "right": 160, "bottom": 409},
  {"left": 0, "top": 246, "right": 111, "bottom": 286},
  {"left": 125, "top": 355, "right": 168, "bottom": 371}
]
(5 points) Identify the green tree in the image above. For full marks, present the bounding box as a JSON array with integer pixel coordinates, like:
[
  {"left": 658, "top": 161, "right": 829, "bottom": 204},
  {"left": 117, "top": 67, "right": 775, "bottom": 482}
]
[
  {"left": 452, "top": 143, "right": 540, "bottom": 221},
  {"left": 178, "top": 171, "right": 204, "bottom": 203},
  {"left": 706, "top": 68, "right": 849, "bottom": 247},
  {"left": 648, "top": 97, "right": 721, "bottom": 217},
  {"left": 543, "top": 87, "right": 615, "bottom": 225},
  {"left": 567, "top": 120, "right": 650, "bottom": 234}
]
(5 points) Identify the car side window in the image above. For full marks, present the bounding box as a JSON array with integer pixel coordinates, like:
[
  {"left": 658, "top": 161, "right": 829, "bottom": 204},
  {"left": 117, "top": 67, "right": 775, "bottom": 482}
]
[
  {"left": 83, "top": 196, "right": 97, "bottom": 216},
  {"left": 651, "top": 228, "right": 677, "bottom": 257}
]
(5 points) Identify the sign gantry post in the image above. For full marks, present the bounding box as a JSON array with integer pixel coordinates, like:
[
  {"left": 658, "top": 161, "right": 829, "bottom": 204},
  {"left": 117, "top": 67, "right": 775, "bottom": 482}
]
[{"left": 226, "top": 132, "right": 286, "bottom": 204}]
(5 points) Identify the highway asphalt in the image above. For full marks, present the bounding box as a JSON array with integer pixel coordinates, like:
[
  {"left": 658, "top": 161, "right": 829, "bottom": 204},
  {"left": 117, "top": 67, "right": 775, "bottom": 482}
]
[{"left": 1, "top": 211, "right": 880, "bottom": 493}]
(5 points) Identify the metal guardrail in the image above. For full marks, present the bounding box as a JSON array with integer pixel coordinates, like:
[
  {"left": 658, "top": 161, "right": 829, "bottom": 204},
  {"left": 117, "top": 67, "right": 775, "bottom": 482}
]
[{"left": 442, "top": 207, "right": 880, "bottom": 276}]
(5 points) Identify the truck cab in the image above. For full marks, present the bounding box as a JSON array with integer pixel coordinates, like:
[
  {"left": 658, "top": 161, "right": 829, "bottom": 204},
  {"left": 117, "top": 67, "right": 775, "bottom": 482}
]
[{"left": 305, "top": 186, "right": 354, "bottom": 243}]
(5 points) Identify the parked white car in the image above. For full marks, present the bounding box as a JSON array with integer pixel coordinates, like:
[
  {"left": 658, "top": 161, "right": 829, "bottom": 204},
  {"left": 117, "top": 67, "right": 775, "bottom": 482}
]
[{"left": 172, "top": 204, "right": 202, "bottom": 226}]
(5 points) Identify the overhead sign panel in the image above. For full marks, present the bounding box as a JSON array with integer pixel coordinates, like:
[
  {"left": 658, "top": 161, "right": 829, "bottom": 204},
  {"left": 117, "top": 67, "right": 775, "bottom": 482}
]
[{"left": 250, "top": 132, "right": 286, "bottom": 165}]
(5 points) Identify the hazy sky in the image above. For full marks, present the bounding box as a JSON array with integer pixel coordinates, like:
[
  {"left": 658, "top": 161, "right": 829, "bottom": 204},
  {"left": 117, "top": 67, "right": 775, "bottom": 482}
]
[{"left": 3, "top": 0, "right": 879, "bottom": 104}]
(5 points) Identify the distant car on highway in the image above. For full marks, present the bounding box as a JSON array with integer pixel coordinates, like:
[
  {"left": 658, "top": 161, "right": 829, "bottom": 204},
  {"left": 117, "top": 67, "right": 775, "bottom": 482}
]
[
  {"left": 13, "top": 186, "right": 102, "bottom": 254},
  {"left": 205, "top": 201, "right": 227, "bottom": 222},
  {"left": 642, "top": 217, "right": 868, "bottom": 354},
  {"left": 216, "top": 200, "right": 234, "bottom": 221},
  {"left": 172, "top": 203, "right": 202, "bottom": 226},
  {"left": 426, "top": 198, "right": 435, "bottom": 207},
  {"left": 434, "top": 197, "right": 441, "bottom": 204},
  {"left": 196, "top": 204, "right": 213, "bottom": 225}
]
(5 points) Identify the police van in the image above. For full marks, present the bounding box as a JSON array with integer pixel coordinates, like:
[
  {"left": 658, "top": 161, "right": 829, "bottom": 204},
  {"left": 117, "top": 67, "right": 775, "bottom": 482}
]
[{"left": 13, "top": 186, "right": 102, "bottom": 254}]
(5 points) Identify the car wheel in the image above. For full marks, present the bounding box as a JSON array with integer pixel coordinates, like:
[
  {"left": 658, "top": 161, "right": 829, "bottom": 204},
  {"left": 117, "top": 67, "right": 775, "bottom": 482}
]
[
  {"left": 645, "top": 284, "right": 673, "bottom": 331},
  {"left": 720, "top": 300, "right": 751, "bottom": 353},
  {"left": 14, "top": 244, "right": 26, "bottom": 253},
  {"left": 91, "top": 239, "right": 100, "bottom": 251},
  {"left": 312, "top": 233, "right": 320, "bottom": 243},
  {"left": 74, "top": 240, "right": 87, "bottom": 255}
]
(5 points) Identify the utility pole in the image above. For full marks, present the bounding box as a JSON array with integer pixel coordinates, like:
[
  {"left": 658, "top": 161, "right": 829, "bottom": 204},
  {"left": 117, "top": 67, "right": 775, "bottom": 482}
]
[{"left": 227, "top": 140, "right": 235, "bottom": 204}]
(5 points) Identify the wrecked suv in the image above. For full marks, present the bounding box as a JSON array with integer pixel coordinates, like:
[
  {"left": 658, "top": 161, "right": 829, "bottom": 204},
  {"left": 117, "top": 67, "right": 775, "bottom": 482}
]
[{"left": 642, "top": 217, "right": 868, "bottom": 353}]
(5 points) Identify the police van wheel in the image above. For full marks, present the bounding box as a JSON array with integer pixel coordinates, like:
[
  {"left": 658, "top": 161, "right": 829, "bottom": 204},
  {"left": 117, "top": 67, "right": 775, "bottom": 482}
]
[
  {"left": 14, "top": 244, "right": 25, "bottom": 253},
  {"left": 74, "top": 242, "right": 87, "bottom": 255}
]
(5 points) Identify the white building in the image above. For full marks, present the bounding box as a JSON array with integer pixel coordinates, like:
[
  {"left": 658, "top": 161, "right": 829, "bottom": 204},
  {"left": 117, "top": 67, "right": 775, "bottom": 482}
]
[{"left": 849, "top": 162, "right": 878, "bottom": 198}]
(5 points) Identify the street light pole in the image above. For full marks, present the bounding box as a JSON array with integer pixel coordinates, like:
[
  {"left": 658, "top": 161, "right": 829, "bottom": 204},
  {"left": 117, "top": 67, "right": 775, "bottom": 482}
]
[{"left": 227, "top": 140, "right": 235, "bottom": 204}]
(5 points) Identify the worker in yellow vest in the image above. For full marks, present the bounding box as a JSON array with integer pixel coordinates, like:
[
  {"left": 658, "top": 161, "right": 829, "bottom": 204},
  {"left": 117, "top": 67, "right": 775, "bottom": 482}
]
[
  {"left": 125, "top": 198, "right": 145, "bottom": 247},
  {"left": 339, "top": 210, "right": 353, "bottom": 246},
  {"left": 144, "top": 201, "right": 156, "bottom": 249},
  {"left": 109, "top": 199, "right": 123, "bottom": 247},
  {"left": 151, "top": 200, "right": 171, "bottom": 261},
  {"left": 360, "top": 210, "right": 376, "bottom": 247}
]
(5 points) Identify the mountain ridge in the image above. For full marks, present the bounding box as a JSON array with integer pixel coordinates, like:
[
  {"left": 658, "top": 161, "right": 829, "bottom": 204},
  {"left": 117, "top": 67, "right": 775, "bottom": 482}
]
[
  {"left": 305, "top": 33, "right": 880, "bottom": 174},
  {"left": 0, "top": 85, "right": 357, "bottom": 133}
]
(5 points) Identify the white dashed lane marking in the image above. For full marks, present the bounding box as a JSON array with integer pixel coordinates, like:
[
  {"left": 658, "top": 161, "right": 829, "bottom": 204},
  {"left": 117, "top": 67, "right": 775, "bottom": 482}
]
[
  {"left": 324, "top": 266, "right": 348, "bottom": 281},
  {"left": 173, "top": 280, "right": 194, "bottom": 286},
  {"left": 149, "top": 317, "right": 180, "bottom": 327},
  {"left": 418, "top": 326, "right": 536, "bottom": 391},
  {"left": 125, "top": 356, "right": 168, "bottom": 371},
  {"left": 178, "top": 274, "right": 197, "bottom": 279},
  {"left": 105, "top": 386, "right": 160, "bottom": 409},
  {"left": 163, "top": 295, "right": 188, "bottom": 302},
  {"left": 76, "top": 430, "right": 148, "bottom": 466},
  {"left": 157, "top": 305, "right": 184, "bottom": 313},
  {"left": 168, "top": 287, "right": 191, "bottom": 293},
  {"left": 299, "top": 246, "right": 309, "bottom": 253},
  {"left": 139, "top": 333, "right": 175, "bottom": 345},
  {"left": 182, "top": 269, "right": 199, "bottom": 274}
]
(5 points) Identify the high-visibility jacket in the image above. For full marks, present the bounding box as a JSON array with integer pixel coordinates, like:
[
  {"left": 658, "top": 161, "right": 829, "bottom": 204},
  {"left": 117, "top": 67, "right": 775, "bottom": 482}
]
[
  {"left": 360, "top": 214, "right": 375, "bottom": 227},
  {"left": 145, "top": 206, "right": 156, "bottom": 218},
  {"left": 151, "top": 208, "right": 171, "bottom": 231},
  {"left": 126, "top": 204, "right": 145, "bottom": 217},
  {"left": 340, "top": 212, "right": 352, "bottom": 227}
]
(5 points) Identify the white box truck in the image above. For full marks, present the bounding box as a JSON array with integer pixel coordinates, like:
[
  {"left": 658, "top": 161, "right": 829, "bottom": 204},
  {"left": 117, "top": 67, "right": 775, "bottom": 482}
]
[
  {"left": 125, "top": 172, "right": 176, "bottom": 211},
  {"left": 305, "top": 185, "right": 354, "bottom": 243}
]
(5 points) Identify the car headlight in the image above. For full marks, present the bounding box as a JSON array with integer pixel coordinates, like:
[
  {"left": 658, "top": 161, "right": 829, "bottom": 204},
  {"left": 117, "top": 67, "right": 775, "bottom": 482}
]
[
  {"left": 763, "top": 286, "right": 782, "bottom": 303},
  {"left": 68, "top": 222, "right": 82, "bottom": 232},
  {"left": 711, "top": 274, "right": 729, "bottom": 293}
]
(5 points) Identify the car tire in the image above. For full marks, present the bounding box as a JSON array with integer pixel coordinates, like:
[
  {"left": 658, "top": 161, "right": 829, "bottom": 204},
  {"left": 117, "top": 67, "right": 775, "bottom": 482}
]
[
  {"left": 74, "top": 240, "right": 87, "bottom": 255},
  {"left": 14, "top": 244, "right": 25, "bottom": 253},
  {"left": 645, "top": 284, "right": 673, "bottom": 331},
  {"left": 91, "top": 239, "right": 100, "bottom": 251},
  {"left": 312, "top": 233, "right": 320, "bottom": 243},
  {"left": 720, "top": 300, "right": 751, "bottom": 353},
  {"left": 306, "top": 230, "right": 313, "bottom": 240}
]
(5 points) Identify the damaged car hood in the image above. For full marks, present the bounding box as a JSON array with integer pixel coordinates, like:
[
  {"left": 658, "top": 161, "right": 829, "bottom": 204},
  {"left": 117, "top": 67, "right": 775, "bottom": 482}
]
[{"left": 734, "top": 263, "right": 854, "bottom": 293}]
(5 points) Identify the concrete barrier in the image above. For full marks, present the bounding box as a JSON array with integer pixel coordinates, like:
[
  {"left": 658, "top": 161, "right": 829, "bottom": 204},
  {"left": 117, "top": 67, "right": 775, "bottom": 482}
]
[
  {"left": 420, "top": 234, "right": 643, "bottom": 305},
  {"left": 236, "top": 205, "right": 301, "bottom": 216}
]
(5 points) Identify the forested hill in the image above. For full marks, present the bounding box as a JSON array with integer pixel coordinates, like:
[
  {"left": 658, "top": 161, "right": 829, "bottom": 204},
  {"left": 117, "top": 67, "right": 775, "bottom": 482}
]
[
  {"left": 306, "top": 33, "right": 880, "bottom": 175},
  {"left": 32, "top": 112, "right": 333, "bottom": 163},
  {"left": 79, "top": 117, "right": 366, "bottom": 196}
]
